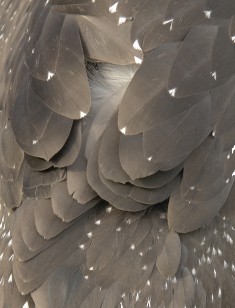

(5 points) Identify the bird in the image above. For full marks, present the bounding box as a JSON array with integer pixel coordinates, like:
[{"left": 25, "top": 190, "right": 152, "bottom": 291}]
[{"left": 0, "top": 0, "right": 235, "bottom": 307}]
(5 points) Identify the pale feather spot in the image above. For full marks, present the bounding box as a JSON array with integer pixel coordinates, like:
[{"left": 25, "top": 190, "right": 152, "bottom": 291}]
[
  {"left": 80, "top": 111, "right": 87, "bottom": 118},
  {"left": 8, "top": 274, "right": 12, "bottom": 283},
  {"left": 130, "top": 244, "right": 135, "bottom": 250},
  {"left": 133, "top": 40, "right": 142, "bottom": 50},
  {"left": 134, "top": 56, "right": 142, "bottom": 64},
  {"left": 168, "top": 88, "right": 176, "bottom": 97},
  {"left": 106, "top": 206, "right": 112, "bottom": 213},
  {"left": 109, "top": 2, "right": 118, "bottom": 14},
  {"left": 120, "top": 127, "right": 126, "bottom": 134},
  {"left": 210, "top": 71, "right": 217, "bottom": 80},
  {"left": 87, "top": 232, "right": 93, "bottom": 238},
  {"left": 118, "top": 17, "right": 127, "bottom": 25},
  {"left": 204, "top": 10, "right": 212, "bottom": 18},
  {"left": 47, "top": 71, "right": 54, "bottom": 81}
]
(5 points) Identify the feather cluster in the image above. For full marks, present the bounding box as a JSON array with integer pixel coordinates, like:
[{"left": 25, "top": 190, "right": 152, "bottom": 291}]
[{"left": 0, "top": 0, "right": 235, "bottom": 307}]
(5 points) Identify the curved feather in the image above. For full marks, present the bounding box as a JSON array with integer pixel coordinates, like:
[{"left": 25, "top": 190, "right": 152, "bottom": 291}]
[
  {"left": 169, "top": 23, "right": 235, "bottom": 97},
  {"left": 77, "top": 15, "right": 141, "bottom": 65},
  {"left": 31, "top": 14, "right": 91, "bottom": 119},
  {"left": 118, "top": 42, "right": 180, "bottom": 134}
]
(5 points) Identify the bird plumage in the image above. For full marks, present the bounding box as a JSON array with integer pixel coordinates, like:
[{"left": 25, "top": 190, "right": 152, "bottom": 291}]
[{"left": 0, "top": 0, "right": 235, "bottom": 307}]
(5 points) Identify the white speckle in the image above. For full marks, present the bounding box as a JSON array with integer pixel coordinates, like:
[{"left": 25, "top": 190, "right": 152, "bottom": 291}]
[
  {"left": 232, "top": 264, "right": 235, "bottom": 272},
  {"left": 121, "top": 293, "right": 126, "bottom": 298},
  {"left": 147, "top": 296, "right": 151, "bottom": 307},
  {"left": 147, "top": 280, "right": 151, "bottom": 286},
  {"left": 162, "top": 18, "right": 173, "bottom": 30},
  {"left": 163, "top": 18, "right": 173, "bottom": 25},
  {"left": 218, "top": 287, "right": 222, "bottom": 298},
  {"left": 133, "top": 40, "right": 142, "bottom": 50},
  {"left": 172, "top": 277, "right": 177, "bottom": 284},
  {"left": 0, "top": 253, "right": 3, "bottom": 260},
  {"left": 47, "top": 71, "right": 54, "bottom": 81},
  {"left": 126, "top": 218, "right": 131, "bottom": 224},
  {"left": 212, "top": 130, "right": 216, "bottom": 137},
  {"left": 8, "top": 254, "right": 14, "bottom": 261},
  {"left": 84, "top": 275, "right": 89, "bottom": 279},
  {"left": 89, "top": 267, "right": 94, "bottom": 271},
  {"left": 214, "top": 269, "right": 217, "bottom": 278},
  {"left": 87, "top": 232, "right": 93, "bottom": 238},
  {"left": 139, "top": 251, "right": 143, "bottom": 256},
  {"left": 224, "top": 260, "right": 228, "bottom": 269},
  {"left": 192, "top": 268, "right": 196, "bottom": 275},
  {"left": 8, "top": 274, "right": 12, "bottom": 283},
  {"left": 134, "top": 56, "right": 142, "bottom": 64},
  {"left": 168, "top": 88, "right": 176, "bottom": 97},
  {"left": 207, "top": 256, "right": 211, "bottom": 264},
  {"left": 232, "top": 144, "right": 235, "bottom": 154},
  {"left": 130, "top": 244, "right": 135, "bottom": 250},
  {"left": 225, "top": 233, "right": 233, "bottom": 244},
  {"left": 106, "top": 206, "right": 112, "bottom": 213},
  {"left": 201, "top": 254, "right": 206, "bottom": 263},
  {"left": 142, "top": 265, "right": 147, "bottom": 270},
  {"left": 206, "top": 247, "right": 211, "bottom": 254},
  {"left": 118, "top": 17, "right": 127, "bottom": 25},
  {"left": 232, "top": 170, "right": 235, "bottom": 177},
  {"left": 95, "top": 220, "right": 101, "bottom": 225},
  {"left": 204, "top": 10, "right": 212, "bottom": 18},
  {"left": 120, "top": 127, "right": 126, "bottom": 134},
  {"left": 7, "top": 239, "right": 12, "bottom": 247},
  {"left": 226, "top": 178, "right": 230, "bottom": 184},
  {"left": 217, "top": 248, "right": 222, "bottom": 256},
  {"left": 212, "top": 247, "right": 217, "bottom": 256},
  {"left": 210, "top": 71, "right": 217, "bottom": 80},
  {"left": 79, "top": 244, "right": 85, "bottom": 250},
  {"left": 201, "top": 237, "right": 206, "bottom": 246},
  {"left": 6, "top": 231, "right": 10, "bottom": 238},
  {"left": 190, "top": 186, "right": 195, "bottom": 190},
  {"left": 32, "top": 48, "right": 35, "bottom": 54},
  {"left": 109, "top": 2, "right": 118, "bottom": 13},
  {"left": 116, "top": 226, "right": 122, "bottom": 232},
  {"left": 0, "top": 277, "right": 4, "bottom": 286},
  {"left": 231, "top": 35, "right": 235, "bottom": 43},
  {"left": 147, "top": 156, "right": 152, "bottom": 161},
  {"left": 80, "top": 111, "right": 87, "bottom": 118},
  {"left": 45, "top": 0, "right": 49, "bottom": 5},
  {"left": 32, "top": 140, "right": 38, "bottom": 145},
  {"left": 227, "top": 154, "right": 230, "bottom": 159}
]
